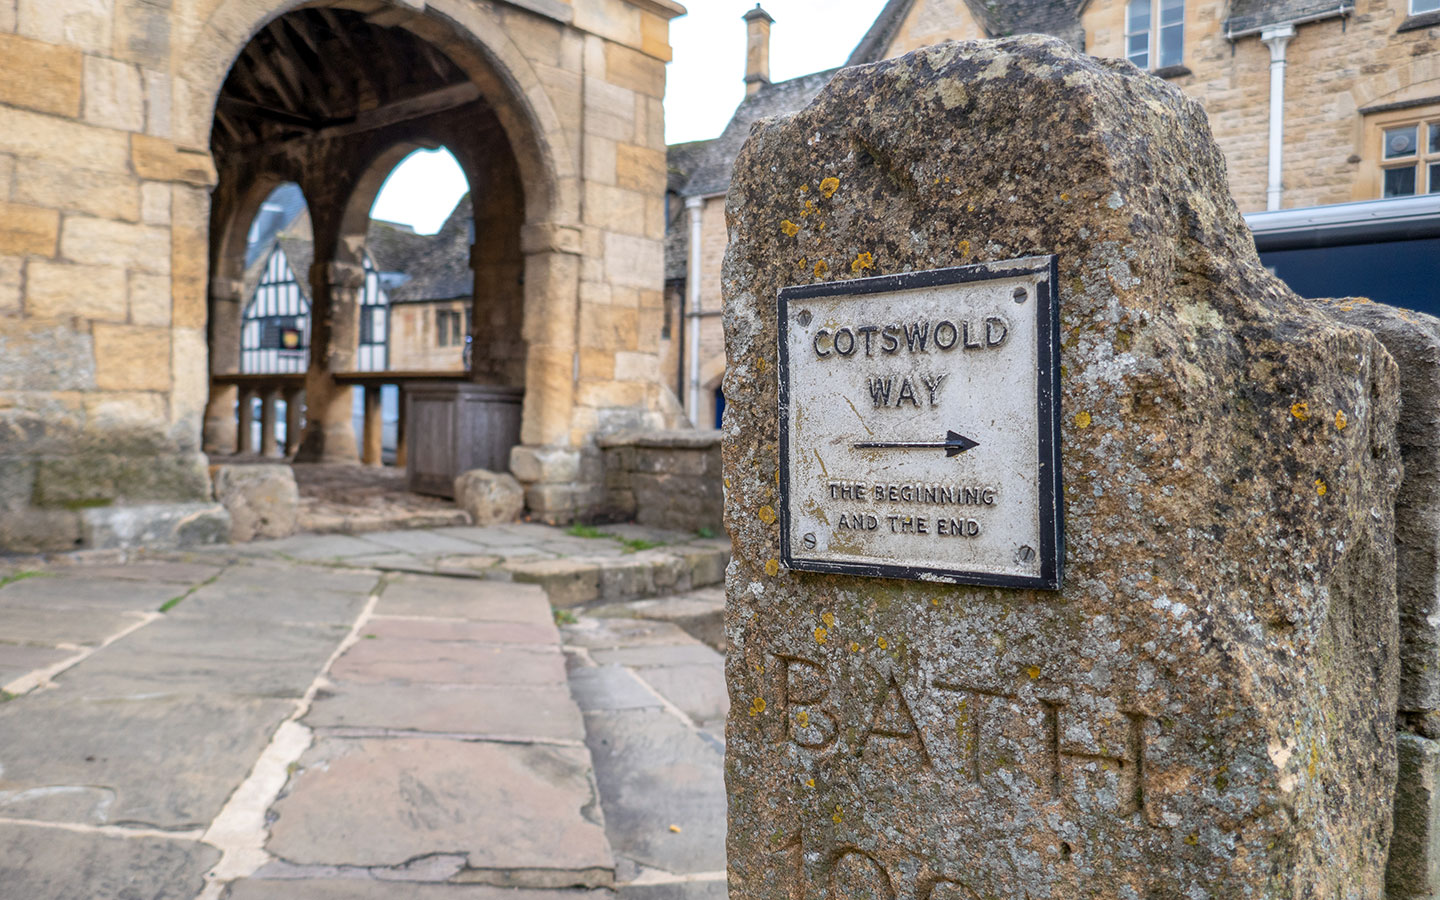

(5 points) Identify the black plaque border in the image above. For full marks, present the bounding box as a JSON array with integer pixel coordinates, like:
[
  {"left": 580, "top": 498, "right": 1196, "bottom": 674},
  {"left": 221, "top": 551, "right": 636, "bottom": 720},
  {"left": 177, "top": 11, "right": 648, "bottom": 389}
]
[{"left": 776, "top": 256, "right": 1064, "bottom": 591}]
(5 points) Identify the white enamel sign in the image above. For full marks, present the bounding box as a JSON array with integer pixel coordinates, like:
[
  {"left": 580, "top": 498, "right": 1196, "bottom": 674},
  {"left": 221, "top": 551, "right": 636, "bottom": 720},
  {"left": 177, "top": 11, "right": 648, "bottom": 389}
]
[{"left": 777, "top": 257, "right": 1063, "bottom": 589}]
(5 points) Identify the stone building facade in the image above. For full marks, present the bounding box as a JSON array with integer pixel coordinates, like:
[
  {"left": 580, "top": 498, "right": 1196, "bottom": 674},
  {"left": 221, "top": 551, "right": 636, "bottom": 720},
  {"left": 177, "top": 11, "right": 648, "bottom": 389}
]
[
  {"left": 0, "top": 0, "right": 687, "bottom": 552},
  {"left": 668, "top": 0, "right": 1440, "bottom": 429}
]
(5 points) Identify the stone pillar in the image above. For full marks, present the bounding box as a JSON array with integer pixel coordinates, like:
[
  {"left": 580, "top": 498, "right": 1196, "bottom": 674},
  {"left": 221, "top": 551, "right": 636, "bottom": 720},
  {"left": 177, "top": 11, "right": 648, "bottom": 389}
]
[
  {"left": 283, "top": 386, "right": 304, "bottom": 457},
  {"left": 721, "top": 37, "right": 1403, "bottom": 898},
  {"left": 294, "top": 260, "right": 361, "bottom": 464},
  {"left": 513, "top": 223, "right": 583, "bottom": 523},
  {"left": 362, "top": 384, "right": 383, "bottom": 466},
  {"left": 204, "top": 275, "right": 245, "bottom": 454},
  {"left": 395, "top": 390, "right": 408, "bottom": 468},
  {"left": 204, "top": 384, "right": 239, "bottom": 456},
  {"left": 236, "top": 387, "right": 254, "bottom": 455},
  {"left": 259, "top": 388, "right": 279, "bottom": 458}
]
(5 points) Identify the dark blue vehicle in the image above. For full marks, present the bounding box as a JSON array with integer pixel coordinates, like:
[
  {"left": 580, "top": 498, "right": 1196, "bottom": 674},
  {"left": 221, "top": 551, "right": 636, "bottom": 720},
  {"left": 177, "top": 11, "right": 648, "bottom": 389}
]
[{"left": 1245, "top": 195, "right": 1440, "bottom": 314}]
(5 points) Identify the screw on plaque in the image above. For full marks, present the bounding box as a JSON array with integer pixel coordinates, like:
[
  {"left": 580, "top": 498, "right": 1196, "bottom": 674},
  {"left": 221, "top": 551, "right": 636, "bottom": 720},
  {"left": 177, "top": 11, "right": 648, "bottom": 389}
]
[
  {"left": 1016, "top": 545, "right": 1036, "bottom": 563},
  {"left": 802, "top": 532, "right": 818, "bottom": 550},
  {"left": 796, "top": 309, "right": 813, "bottom": 326},
  {"left": 1012, "top": 286, "right": 1028, "bottom": 304}
]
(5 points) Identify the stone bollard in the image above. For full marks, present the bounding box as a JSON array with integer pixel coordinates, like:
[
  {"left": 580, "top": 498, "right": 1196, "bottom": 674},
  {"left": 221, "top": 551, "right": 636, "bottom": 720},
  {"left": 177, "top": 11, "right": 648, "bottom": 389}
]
[
  {"left": 722, "top": 36, "right": 1403, "bottom": 898},
  {"left": 211, "top": 464, "right": 299, "bottom": 542},
  {"left": 454, "top": 468, "right": 525, "bottom": 526}
]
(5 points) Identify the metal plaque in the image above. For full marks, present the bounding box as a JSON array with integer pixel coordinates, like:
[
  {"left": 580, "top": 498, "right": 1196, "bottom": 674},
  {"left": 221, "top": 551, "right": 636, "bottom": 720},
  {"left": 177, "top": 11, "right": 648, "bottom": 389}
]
[{"left": 778, "top": 256, "right": 1063, "bottom": 589}]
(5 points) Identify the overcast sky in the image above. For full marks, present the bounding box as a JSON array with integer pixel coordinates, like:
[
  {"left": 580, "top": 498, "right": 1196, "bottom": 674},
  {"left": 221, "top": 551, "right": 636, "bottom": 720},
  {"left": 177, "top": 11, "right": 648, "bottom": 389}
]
[{"left": 369, "top": 1, "right": 890, "bottom": 233}]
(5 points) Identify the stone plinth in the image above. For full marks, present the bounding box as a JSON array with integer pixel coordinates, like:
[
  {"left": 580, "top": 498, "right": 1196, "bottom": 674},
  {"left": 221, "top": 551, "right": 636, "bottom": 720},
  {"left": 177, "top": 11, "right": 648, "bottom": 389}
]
[
  {"left": 599, "top": 430, "right": 723, "bottom": 533},
  {"left": 722, "top": 37, "right": 1402, "bottom": 898}
]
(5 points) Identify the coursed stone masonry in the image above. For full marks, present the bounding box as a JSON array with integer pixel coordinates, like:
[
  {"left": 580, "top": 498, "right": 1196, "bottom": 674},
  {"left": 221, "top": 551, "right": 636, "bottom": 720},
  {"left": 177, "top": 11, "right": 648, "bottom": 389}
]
[
  {"left": 723, "top": 37, "right": 1405, "bottom": 898},
  {"left": 0, "top": 0, "right": 687, "bottom": 551}
]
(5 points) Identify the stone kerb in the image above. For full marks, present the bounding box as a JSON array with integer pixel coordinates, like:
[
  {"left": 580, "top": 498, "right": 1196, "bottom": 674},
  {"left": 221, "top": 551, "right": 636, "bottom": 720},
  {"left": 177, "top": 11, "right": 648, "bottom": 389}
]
[{"left": 721, "top": 36, "right": 1403, "bottom": 898}]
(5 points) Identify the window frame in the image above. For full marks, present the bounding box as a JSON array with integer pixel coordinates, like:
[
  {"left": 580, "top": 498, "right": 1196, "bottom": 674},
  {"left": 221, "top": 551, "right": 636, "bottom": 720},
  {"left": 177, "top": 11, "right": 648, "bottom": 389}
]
[
  {"left": 1363, "top": 105, "right": 1440, "bottom": 199},
  {"left": 1125, "top": 0, "right": 1185, "bottom": 72},
  {"left": 1413, "top": 0, "right": 1440, "bottom": 17}
]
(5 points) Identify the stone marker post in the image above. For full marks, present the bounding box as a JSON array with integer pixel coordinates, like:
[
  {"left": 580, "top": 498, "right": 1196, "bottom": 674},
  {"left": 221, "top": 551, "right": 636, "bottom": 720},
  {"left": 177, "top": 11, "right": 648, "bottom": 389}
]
[{"left": 722, "top": 37, "right": 1402, "bottom": 899}]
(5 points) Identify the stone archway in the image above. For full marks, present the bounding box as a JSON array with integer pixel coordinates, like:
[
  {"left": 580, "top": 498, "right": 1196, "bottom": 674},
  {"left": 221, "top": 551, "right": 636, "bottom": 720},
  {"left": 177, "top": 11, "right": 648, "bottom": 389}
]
[{"left": 192, "top": 0, "right": 582, "bottom": 467}]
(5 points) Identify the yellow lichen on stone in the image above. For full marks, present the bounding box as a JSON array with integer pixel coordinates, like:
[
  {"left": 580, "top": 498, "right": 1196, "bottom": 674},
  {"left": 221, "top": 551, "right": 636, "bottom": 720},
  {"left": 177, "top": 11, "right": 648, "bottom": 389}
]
[
  {"left": 797, "top": 711, "right": 810, "bottom": 727},
  {"left": 798, "top": 257, "right": 807, "bottom": 269},
  {"left": 800, "top": 199, "right": 817, "bottom": 217},
  {"left": 765, "top": 558, "right": 780, "bottom": 576},
  {"left": 1290, "top": 401, "right": 1309, "bottom": 421},
  {"left": 1075, "top": 411, "right": 1092, "bottom": 428},
  {"left": 822, "top": 611, "right": 835, "bottom": 627},
  {"left": 1060, "top": 192, "right": 1071, "bottom": 202},
  {"left": 850, "top": 251, "right": 875, "bottom": 274},
  {"left": 849, "top": 641, "right": 860, "bottom": 652},
  {"left": 805, "top": 777, "right": 815, "bottom": 788},
  {"left": 957, "top": 239, "right": 971, "bottom": 259},
  {"left": 814, "top": 260, "right": 829, "bottom": 278},
  {"left": 1315, "top": 479, "right": 1327, "bottom": 497},
  {"left": 820, "top": 177, "right": 840, "bottom": 198},
  {"left": 1026, "top": 665, "right": 1041, "bottom": 679},
  {"left": 832, "top": 805, "right": 844, "bottom": 823},
  {"left": 1335, "top": 410, "right": 1348, "bottom": 431},
  {"left": 814, "top": 626, "right": 828, "bottom": 644},
  {"left": 748, "top": 697, "right": 767, "bottom": 716},
  {"left": 781, "top": 219, "right": 799, "bottom": 236},
  {"left": 877, "top": 637, "right": 889, "bottom": 650},
  {"left": 758, "top": 505, "right": 777, "bottom": 524}
]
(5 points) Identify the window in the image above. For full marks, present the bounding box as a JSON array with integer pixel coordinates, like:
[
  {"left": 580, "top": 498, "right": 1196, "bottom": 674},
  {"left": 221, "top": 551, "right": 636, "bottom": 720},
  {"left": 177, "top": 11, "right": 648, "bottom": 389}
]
[
  {"left": 1379, "top": 118, "right": 1440, "bottom": 198},
  {"left": 436, "top": 309, "right": 463, "bottom": 347},
  {"left": 1127, "top": 0, "right": 1184, "bottom": 70},
  {"left": 1415, "top": 0, "right": 1440, "bottom": 15}
]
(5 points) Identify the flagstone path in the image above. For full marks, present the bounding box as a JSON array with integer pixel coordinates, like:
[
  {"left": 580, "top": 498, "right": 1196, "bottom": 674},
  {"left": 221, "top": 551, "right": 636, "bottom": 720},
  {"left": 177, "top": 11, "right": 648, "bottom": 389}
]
[{"left": 0, "top": 524, "right": 729, "bottom": 900}]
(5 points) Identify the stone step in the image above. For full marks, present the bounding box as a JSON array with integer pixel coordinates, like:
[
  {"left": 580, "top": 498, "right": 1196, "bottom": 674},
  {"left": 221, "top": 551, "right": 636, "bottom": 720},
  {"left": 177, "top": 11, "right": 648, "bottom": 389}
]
[{"left": 581, "top": 587, "right": 725, "bottom": 652}]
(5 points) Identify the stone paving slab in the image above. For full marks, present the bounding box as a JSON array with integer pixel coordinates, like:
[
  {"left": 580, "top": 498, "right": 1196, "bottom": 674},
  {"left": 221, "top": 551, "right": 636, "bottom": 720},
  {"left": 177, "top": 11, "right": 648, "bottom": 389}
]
[
  {"left": 580, "top": 708, "right": 726, "bottom": 876},
  {"left": 0, "top": 573, "right": 185, "bottom": 611},
  {"left": 306, "top": 682, "right": 586, "bottom": 740},
  {"left": 329, "top": 638, "right": 567, "bottom": 686},
  {"left": 632, "top": 664, "right": 729, "bottom": 725},
  {"left": 367, "top": 615, "right": 558, "bottom": 645},
  {"left": 170, "top": 564, "right": 375, "bottom": 624},
  {"left": 267, "top": 737, "right": 613, "bottom": 878},
  {"left": 588, "top": 644, "right": 723, "bottom": 668},
  {"left": 226, "top": 881, "right": 615, "bottom": 899},
  {"left": 563, "top": 618, "right": 700, "bottom": 650},
  {"left": 619, "top": 881, "right": 728, "bottom": 900},
  {"left": 76, "top": 560, "right": 227, "bottom": 583},
  {"left": 58, "top": 617, "right": 349, "bottom": 699},
  {"left": 353, "top": 529, "right": 497, "bottom": 556},
  {"left": 0, "top": 689, "right": 294, "bottom": 827},
  {"left": 584, "top": 588, "right": 725, "bottom": 651},
  {"left": 0, "top": 823, "right": 218, "bottom": 900},
  {"left": 0, "top": 606, "right": 147, "bottom": 646},
  {"left": 232, "top": 533, "right": 389, "bottom": 560},
  {"left": 377, "top": 575, "right": 553, "bottom": 624},
  {"left": 567, "top": 665, "right": 668, "bottom": 713},
  {"left": 0, "top": 644, "right": 75, "bottom": 682}
]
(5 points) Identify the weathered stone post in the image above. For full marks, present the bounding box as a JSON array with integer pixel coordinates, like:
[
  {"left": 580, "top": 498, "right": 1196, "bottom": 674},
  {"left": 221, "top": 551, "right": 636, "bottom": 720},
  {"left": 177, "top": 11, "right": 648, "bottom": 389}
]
[{"left": 722, "top": 37, "right": 1402, "bottom": 898}]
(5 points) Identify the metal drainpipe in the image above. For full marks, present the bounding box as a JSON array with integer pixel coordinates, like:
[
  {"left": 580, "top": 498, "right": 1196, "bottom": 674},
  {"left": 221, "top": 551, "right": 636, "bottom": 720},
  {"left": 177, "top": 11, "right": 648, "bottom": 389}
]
[
  {"left": 685, "top": 196, "right": 704, "bottom": 426},
  {"left": 1261, "top": 23, "right": 1295, "bottom": 211}
]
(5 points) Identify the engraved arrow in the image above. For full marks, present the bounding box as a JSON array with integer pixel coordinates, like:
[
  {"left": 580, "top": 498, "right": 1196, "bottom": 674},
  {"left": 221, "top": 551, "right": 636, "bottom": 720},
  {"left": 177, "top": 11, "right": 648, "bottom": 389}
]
[{"left": 853, "top": 430, "right": 980, "bottom": 458}]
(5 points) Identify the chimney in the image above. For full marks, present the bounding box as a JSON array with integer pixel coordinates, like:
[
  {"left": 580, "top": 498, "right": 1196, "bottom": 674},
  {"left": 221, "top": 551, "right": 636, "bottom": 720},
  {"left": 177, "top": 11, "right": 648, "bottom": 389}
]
[{"left": 743, "top": 4, "right": 774, "bottom": 96}]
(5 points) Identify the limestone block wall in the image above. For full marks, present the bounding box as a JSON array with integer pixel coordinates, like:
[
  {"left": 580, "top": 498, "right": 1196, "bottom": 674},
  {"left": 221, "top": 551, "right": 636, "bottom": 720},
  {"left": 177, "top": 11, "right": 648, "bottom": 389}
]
[
  {"left": 0, "top": 23, "right": 216, "bottom": 551},
  {"left": 598, "top": 429, "right": 722, "bottom": 532},
  {"left": 1081, "top": 0, "right": 1440, "bottom": 212},
  {"left": 0, "top": 0, "right": 686, "bottom": 547}
]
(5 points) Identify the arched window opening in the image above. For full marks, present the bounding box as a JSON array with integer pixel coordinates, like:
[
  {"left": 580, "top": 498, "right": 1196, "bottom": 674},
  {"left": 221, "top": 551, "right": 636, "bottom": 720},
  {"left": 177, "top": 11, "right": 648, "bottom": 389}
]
[{"left": 366, "top": 147, "right": 473, "bottom": 375}]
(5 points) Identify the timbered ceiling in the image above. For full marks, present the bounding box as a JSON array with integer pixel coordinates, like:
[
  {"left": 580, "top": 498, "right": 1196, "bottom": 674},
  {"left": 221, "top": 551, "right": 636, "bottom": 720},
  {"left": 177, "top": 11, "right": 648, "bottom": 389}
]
[{"left": 212, "top": 8, "right": 474, "bottom": 154}]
